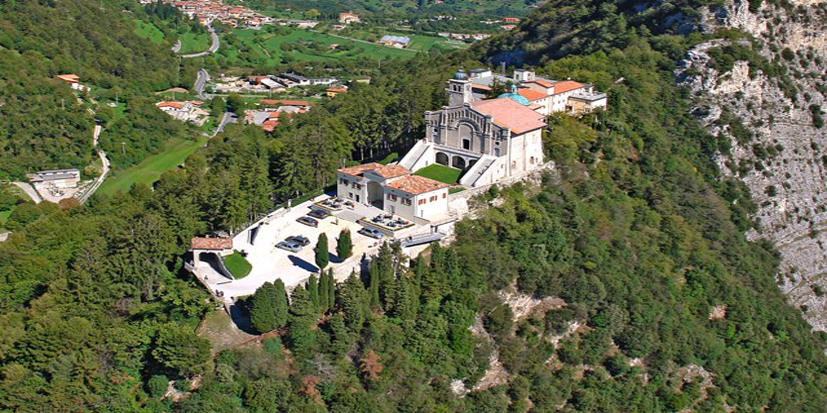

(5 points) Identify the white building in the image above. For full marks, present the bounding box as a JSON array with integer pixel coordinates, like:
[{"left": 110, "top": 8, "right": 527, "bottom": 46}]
[
  {"left": 397, "top": 70, "right": 547, "bottom": 188},
  {"left": 28, "top": 169, "right": 81, "bottom": 188},
  {"left": 336, "top": 163, "right": 450, "bottom": 221}
]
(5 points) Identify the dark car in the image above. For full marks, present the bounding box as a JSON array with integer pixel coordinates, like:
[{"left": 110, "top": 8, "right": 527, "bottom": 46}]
[
  {"left": 308, "top": 209, "right": 331, "bottom": 220},
  {"left": 297, "top": 216, "right": 319, "bottom": 227},
  {"left": 358, "top": 227, "right": 384, "bottom": 239},
  {"left": 276, "top": 241, "right": 302, "bottom": 253},
  {"left": 286, "top": 235, "right": 310, "bottom": 246}
]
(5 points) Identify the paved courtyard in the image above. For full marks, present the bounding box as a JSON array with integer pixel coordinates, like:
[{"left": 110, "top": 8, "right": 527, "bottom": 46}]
[{"left": 199, "top": 195, "right": 431, "bottom": 302}]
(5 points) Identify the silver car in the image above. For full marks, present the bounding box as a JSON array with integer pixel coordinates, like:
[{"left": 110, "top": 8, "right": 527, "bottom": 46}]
[
  {"left": 358, "top": 227, "right": 384, "bottom": 239},
  {"left": 276, "top": 241, "right": 302, "bottom": 253}
]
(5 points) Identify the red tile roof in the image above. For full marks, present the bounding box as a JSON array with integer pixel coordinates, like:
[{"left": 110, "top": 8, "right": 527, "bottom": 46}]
[
  {"left": 471, "top": 98, "right": 546, "bottom": 135},
  {"left": 191, "top": 237, "right": 233, "bottom": 250},
  {"left": 262, "top": 120, "right": 279, "bottom": 132},
  {"left": 386, "top": 175, "right": 450, "bottom": 195},
  {"left": 552, "top": 80, "right": 585, "bottom": 94},
  {"left": 525, "top": 79, "right": 554, "bottom": 88},
  {"left": 338, "top": 162, "right": 384, "bottom": 177},
  {"left": 157, "top": 101, "right": 185, "bottom": 109},
  {"left": 517, "top": 88, "right": 547, "bottom": 101},
  {"left": 55, "top": 74, "right": 80, "bottom": 83},
  {"left": 373, "top": 164, "right": 410, "bottom": 179}
]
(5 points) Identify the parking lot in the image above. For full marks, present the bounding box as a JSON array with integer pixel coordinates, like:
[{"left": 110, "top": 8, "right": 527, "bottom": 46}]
[{"left": 204, "top": 195, "right": 426, "bottom": 300}]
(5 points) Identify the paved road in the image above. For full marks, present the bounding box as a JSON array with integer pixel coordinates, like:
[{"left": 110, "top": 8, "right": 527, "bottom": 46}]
[
  {"left": 171, "top": 40, "right": 182, "bottom": 53},
  {"left": 78, "top": 125, "right": 110, "bottom": 204},
  {"left": 194, "top": 68, "right": 209, "bottom": 99},
  {"left": 181, "top": 25, "right": 219, "bottom": 58},
  {"left": 12, "top": 182, "right": 41, "bottom": 204},
  {"left": 207, "top": 112, "right": 237, "bottom": 137}
]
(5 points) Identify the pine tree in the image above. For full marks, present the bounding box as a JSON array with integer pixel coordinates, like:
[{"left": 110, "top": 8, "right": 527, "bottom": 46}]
[
  {"left": 319, "top": 271, "right": 330, "bottom": 313},
  {"left": 250, "top": 282, "right": 278, "bottom": 334},
  {"left": 329, "top": 313, "right": 352, "bottom": 355},
  {"left": 336, "top": 229, "right": 353, "bottom": 259},
  {"left": 369, "top": 259, "right": 381, "bottom": 310},
  {"left": 307, "top": 274, "right": 319, "bottom": 310},
  {"left": 315, "top": 233, "right": 329, "bottom": 270},
  {"left": 287, "top": 285, "right": 317, "bottom": 355},
  {"left": 376, "top": 242, "right": 395, "bottom": 306},
  {"left": 339, "top": 273, "right": 367, "bottom": 333}
]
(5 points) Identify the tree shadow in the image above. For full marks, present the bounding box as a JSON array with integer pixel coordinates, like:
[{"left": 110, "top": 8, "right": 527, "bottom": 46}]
[
  {"left": 288, "top": 255, "right": 319, "bottom": 273},
  {"left": 228, "top": 299, "right": 257, "bottom": 335},
  {"left": 329, "top": 252, "right": 343, "bottom": 264}
]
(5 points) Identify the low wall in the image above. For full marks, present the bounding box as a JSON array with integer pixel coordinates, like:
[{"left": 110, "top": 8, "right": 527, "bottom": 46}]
[{"left": 450, "top": 162, "right": 556, "bottom": 203}]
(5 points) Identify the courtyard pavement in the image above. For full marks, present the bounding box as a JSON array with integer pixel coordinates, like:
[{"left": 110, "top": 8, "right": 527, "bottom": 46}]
[{"left": 201, "top": 195, "right": 426, "bottom": 301}]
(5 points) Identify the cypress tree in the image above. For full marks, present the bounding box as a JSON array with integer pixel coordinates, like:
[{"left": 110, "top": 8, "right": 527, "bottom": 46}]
[
  {"left": 308, "top": 274, "right": 320, "bottom": 310},
  {"left": 273, "top": 279, "right": 289, "bottom": 329},
  {"left": 287, "top": 285, "right": 317, "bottom": 355},
  {"left": 327, "top": 269, "right": 336, "bottom": 309},
  {"left": 319, "top": 271, "right": 330, "bottom": 313},
  {"left": 336, "top": 229, "right": 353, "bottom": 259},
  {"left": 315, "top": 233, "right": 329, "bottom": 270}
]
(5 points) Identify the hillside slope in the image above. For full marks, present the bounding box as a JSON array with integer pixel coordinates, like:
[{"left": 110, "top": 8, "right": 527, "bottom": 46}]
[
  {"left": 676, "top": 0, "right": 827, "bottom": 331},
  {"left": 0, "top": 0, "right": 193, "bottom": 178}
]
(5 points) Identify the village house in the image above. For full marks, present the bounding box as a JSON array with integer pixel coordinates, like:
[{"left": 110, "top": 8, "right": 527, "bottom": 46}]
[
  {"left": 338, "top": 12, "right": 360, "bottom": 24},
  {"left": 378, "top": 35, "right": 411, "bottom": 48},
  {"left": 28, "top": 169, "right": 81, "bottom": 189},
  {"left": 326, "top": 87, "right": 348, "bottom": 98},
  {"left": 54, "top": 74, "right": 87, "bottom": 91},
  {"left": 156, "top": 101, "right": 209, "bottom": 126}
]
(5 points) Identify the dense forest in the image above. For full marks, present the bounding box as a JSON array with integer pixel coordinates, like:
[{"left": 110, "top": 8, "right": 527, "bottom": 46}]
[
  {"left": 0, "top": 0, "right": 197, "bottom": 179},
  {"left": 2, "top": 0, "right": 827, "bottom": 411}
]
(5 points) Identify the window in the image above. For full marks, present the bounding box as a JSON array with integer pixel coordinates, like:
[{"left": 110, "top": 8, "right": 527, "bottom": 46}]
[
  {"left": 352, "top": 182, "right": 362, "bottom": 189},
  {"left": 442, "top": 193, "right": 446, "bottom": 198},
  {"left": 402, "top": 198, "right": 412, "bottom": 206},
  {"left": 387, "top": 194, "right": 397, "bottom": 201},
  {"left": 418, "top": 199, "right": 426, "bottom": 205},
  {"left": 340, "top": 178, "right": 349, "bottom": 185},
  {"left": 430, "top": 196, "right": 437, "bottom": 202}
]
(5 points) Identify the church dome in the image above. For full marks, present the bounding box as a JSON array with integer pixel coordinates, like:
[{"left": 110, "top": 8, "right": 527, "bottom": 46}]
[
  {"left": 498, "top": 85, "right": 530, "bottom": 106},
  {"left": 454, "top": 69, "right": 468, "bottom": 80}
]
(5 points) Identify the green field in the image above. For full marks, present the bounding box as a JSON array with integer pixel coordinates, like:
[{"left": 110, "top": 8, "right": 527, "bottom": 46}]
[
  {"left": 223, "top": 28, "right": 417, "bottom": 66},
  {"left": 223, "top": 251, "right": 252, "bottom": 279},
  {"left": 413, "top": 164, "right": 462, "bottom": 185},
  {"left": 97, "top": 137, "right": 208, "bottom": 196},
  {"left": 0, "top": 207, "right": 13, "bottom": 231},
  {"left": 134, "top": 19, "right": 165, "bottom": 44},
  {"left": 179, "top": 30, "right": 211, "bottom": 53},
  {"left": 345, "top": 30, "right": 469, "bottom": 52}
]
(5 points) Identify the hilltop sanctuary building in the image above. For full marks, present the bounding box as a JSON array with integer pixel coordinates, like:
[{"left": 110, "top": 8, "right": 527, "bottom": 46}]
[{"left": 338, "top": 68, "right": 605, "bottom": 221}]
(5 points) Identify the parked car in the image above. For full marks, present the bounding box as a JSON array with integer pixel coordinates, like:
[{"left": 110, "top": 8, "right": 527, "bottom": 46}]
[
  {"left": 358, "top": 227, "right": 384, "bottom": 239},
  {"left": 308, "top": 209, "right": 331, "bottom": 220},
  {"left": 276, "top": 241, "right": 302, "bottom": 253},
  {"left": 286, "top": 235, "right": 310, "bottom": 246},
  {"left": 297, "top": 216, "right": 319, "bottom": 227}
]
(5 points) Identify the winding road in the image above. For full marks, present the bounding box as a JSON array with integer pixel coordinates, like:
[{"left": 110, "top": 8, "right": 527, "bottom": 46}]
[
  {"left": 181, "top": 24, "right": 220, "bottom": 58},
  {"left": 78, "top": 125, "right": 110, "bottom": 204},
  {"left": 194, "top": 68, "right": 209, "bottom": 99}
]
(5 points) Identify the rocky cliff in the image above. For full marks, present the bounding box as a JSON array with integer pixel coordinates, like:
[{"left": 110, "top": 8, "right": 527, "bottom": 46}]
[{"left": 677, "top": 0, "right": 827, "bottom": 329}]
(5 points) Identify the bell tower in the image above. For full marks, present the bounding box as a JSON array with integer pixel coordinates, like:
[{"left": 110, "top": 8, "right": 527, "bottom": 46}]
[{"left": 446, "top": 69, "right": 473, "bottom": 107}]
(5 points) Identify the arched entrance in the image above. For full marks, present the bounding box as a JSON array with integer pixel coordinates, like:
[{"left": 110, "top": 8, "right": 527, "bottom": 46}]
[
  {"left": 367, "top": 181, "right": 384, "bottom": 208},
  {"left": 452, "top": 156, "right": 466, "bottom": 170},
  {"left": 436, "top": 152, "right": 449, "bottom": 166}
]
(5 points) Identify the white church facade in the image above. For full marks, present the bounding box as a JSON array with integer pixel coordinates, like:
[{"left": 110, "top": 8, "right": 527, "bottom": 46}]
[{"left": 338, "top": 68, "right": 605, "bottom": 221}]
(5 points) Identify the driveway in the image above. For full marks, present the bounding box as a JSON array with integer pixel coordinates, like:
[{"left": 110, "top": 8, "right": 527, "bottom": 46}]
[{"left": 12, "top": 182, "right": 41, "bottom": 204}]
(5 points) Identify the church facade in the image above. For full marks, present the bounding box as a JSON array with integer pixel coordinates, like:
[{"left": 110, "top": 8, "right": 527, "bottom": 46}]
[{"left": 398, "top": 71, "right": 547, "bottom": 188}]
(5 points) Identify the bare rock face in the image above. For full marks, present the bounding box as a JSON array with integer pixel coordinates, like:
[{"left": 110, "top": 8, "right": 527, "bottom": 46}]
[{"left": 677, "top": 1, "right": 827, "bottom": 329}]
